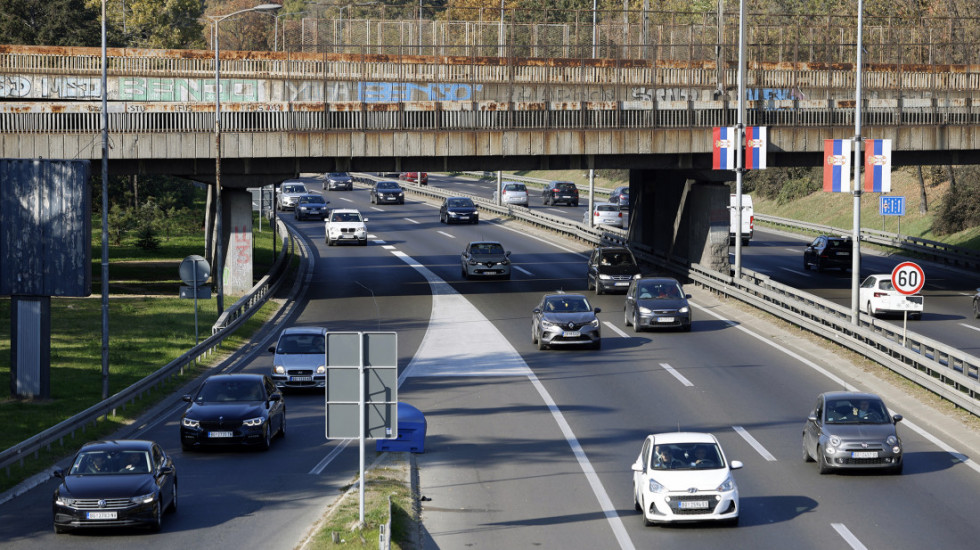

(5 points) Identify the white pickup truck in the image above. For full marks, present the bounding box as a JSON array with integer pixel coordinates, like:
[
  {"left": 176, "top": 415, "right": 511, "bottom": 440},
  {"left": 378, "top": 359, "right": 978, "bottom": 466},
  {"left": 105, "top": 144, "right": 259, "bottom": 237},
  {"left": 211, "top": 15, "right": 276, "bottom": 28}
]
[
  {"left": 324, "top": 208, "right": 368, "bottom": 246},
  {"left": 859, "top": 273, "right": 924, "bottom": 319}
]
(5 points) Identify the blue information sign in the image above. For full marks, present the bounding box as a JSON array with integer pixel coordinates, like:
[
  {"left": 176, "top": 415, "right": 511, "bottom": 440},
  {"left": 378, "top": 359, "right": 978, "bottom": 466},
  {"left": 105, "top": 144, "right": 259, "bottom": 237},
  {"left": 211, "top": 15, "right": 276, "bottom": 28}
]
[{"left": 880, "top": 196, "right": 905, "bottom": 216}]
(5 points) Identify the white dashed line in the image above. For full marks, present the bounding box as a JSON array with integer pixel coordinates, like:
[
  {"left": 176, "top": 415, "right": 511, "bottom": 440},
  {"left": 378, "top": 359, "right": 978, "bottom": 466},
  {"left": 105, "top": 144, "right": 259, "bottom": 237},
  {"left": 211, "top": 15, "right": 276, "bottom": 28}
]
[
  {"left": 831, "top": 523, "right": 868, "bottom": 550},
  {"left": 958, "top": 323, "right": 980, "bottom": 333},
  {"left": 732, "top": 426, "right": 777, "bottom": 461},
  {"left": 437, "top": 231, "right": 456, "bottom": 239},
  {"left": 404, "top": 217, "right": 421, "bottom": 224},
  {"left": 512, "top": 265, "right": 534, "bottom": 276},
  {"left": 660, "top": 363, "right": 693, "bottom": 387},
  {"left": 779, "top": 267, "right": 806, "bottom": 276},
  {"left": 603, "top": 322, "right": 629, "bottom": 338},
  {"left": 370, "top": 206, "right": 384, "bottom": 211}
]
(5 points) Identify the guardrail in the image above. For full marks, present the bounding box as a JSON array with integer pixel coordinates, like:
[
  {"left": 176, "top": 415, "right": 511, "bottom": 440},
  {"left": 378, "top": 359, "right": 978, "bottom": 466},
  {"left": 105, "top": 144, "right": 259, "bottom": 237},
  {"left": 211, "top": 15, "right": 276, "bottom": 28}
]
[
  {"left": 756, "top": 213, "right": 980, "bottom": 272},
  {"left": 0, "top": 220, "right": 296, "bottom": 478}
]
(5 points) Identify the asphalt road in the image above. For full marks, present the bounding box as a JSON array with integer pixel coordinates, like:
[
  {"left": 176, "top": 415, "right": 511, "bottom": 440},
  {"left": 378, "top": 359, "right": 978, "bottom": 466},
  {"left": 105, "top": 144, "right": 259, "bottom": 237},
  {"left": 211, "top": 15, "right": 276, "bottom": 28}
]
[{"left": 3, "top": 177, "right": 980, "bottom": 549}]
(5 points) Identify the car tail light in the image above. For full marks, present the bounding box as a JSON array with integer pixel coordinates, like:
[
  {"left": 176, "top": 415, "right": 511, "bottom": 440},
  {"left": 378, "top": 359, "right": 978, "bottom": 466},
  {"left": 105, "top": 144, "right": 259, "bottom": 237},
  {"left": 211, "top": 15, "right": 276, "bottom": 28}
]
[
  {"left": 874, "top": 292, "right": 888, "bottom": 298},
  {"left": 617, "top": 212, "right": 623, "bottom": 218},
  {"left": 749, "top": 215, "right": 754, "bottom": 230}
]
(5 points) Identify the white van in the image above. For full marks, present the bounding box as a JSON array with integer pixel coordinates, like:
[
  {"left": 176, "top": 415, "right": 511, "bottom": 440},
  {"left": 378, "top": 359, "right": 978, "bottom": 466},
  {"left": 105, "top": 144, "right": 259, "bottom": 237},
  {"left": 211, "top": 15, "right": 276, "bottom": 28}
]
[{"left": 729, "top": 194, "right": 754, "bottom": 246}]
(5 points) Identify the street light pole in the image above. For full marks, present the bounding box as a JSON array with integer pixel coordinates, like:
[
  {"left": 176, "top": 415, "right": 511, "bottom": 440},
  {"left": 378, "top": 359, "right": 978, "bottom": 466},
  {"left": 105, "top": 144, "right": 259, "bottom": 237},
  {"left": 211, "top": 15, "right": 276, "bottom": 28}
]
[{"left": 208, "top": 3, "right": 281, "bottom": 314}]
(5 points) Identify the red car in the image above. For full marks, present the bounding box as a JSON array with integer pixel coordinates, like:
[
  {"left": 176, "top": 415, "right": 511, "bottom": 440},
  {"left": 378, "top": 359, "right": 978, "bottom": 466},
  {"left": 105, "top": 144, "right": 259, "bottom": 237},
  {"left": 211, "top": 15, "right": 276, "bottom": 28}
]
[{"left": 400, "top": 172, "right": 428, "bottom": 185}]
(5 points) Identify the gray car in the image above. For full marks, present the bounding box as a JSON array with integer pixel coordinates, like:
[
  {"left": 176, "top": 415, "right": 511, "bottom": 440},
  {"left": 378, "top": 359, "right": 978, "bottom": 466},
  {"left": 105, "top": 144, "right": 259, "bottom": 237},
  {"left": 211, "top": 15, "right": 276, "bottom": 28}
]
[
  {"left": 624, "top": 277, "right": 692, "bottom": 332},
  {"left": 461, "top": 241, "right": 511, "bottom": 280},
  {"left": 531, "top": 293, "right": 601, "bottom": 350},
  {"left": 277, "top": 181, "right": 309, "bottom": 211},
  {"left": 323, "top": 172, "right": 353, "bottom": 191},
  {"left": 268, "top": 327, "right": 327, "bottom": 389},
  {"left": 802, "top": 391, "right": 903, "bottom": 475}
]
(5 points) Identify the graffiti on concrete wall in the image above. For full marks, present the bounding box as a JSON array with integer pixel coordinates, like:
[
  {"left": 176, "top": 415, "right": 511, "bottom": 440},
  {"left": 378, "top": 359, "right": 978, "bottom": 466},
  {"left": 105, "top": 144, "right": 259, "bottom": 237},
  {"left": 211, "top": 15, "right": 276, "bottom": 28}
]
[
  {"left": 118, "top": 78, "right": 260, "bottom": 102},
  {"left": 1, "top": 75, "right": 102, "bottom": 98},
  {"left": 629, "top": 86, "right": 811, "bottom": 102}
]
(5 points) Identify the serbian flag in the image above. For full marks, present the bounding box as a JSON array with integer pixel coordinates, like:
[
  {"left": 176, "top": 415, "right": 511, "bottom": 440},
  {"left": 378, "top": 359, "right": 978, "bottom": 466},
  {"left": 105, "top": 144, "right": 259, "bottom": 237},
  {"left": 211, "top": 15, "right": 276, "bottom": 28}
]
[
  {"left": 864, "top": 139, "right": 892, "bottom": 193},
  {"left": 744, "top": 126, "right": 767, "bottom": 169},
  {"left": 712, "top": 127, "right": 736, "bottom": 170},
  {"left": 823, "top": 139, "right": 852, "bottom": 192}
]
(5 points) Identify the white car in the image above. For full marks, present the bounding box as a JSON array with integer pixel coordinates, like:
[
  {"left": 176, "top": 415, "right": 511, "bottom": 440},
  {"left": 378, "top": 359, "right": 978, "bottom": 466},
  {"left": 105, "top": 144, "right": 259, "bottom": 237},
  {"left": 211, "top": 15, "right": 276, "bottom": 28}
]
[
  {"left": 859, "top": 273, "right": 924, "bottom": 319},
  {"left": 324, "top": 208, "right": 368, "bottom": 246},
  {"left": 584, "top": 202, "right": 624, "bottom": 228},
  {"left": 632, "top": 432, "right": 742, "bottom": 526},
  {"left": 493, "top": 182, "right": 529, "bottom": 207}
]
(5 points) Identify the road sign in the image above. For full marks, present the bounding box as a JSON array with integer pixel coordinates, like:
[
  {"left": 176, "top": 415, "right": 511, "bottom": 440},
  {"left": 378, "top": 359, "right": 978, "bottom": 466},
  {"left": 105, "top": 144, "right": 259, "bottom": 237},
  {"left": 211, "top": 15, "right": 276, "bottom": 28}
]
[
  {"left": 325, "top": 331, "right": 398, "bottom": 440},
  {"left": 880, "top": 196, "right": 905, "bottom": 216},
  {"left": 891, "top": 262, "right": 925, "bottom": 295}
]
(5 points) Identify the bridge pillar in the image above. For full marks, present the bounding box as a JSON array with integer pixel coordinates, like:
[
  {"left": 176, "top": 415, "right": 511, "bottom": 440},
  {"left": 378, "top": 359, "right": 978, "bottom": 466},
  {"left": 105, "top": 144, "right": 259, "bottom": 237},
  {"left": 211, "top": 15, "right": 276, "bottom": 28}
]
[
  {"left": 630, "top": 170, "right": 729, "bottom": 273},
  {"left": 219, "top": 189, "right": 255, "bottom": 296}
]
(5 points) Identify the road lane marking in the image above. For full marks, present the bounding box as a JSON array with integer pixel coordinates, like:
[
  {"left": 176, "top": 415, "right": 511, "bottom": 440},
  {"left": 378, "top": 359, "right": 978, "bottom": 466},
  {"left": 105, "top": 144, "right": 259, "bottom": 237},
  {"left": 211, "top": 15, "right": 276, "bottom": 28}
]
[
  {"left": 779, "top": 267, "right": 807, "bottom": 276},
  {"left": 497, "top": 223, "right": 587, "bottom": 255},
  {"left": 404, "top": 217, "right": 421, "bottom": 224},
  {"left": 832, "top": 523, "right": 868, "bottom": 550},
  {"left": 309, "top": 440, "right": 352, "bottom": 475},
  {"left": 785, "top": 248, "right": 802, "bottom": 253},
  {"left": 370, "top": 206, "right": 384, "bottom": 211},
  {"left": 660, "top": 363, "right": 693, "bottom": 387},
  {"left": 959, "top": 323, "right": 980, "bottom": 333},
  {"left": 603, "top": 321, "right": 628, "bottom": 337},
  {"left": 436, "top": 231, "right": 456, "bottom": 239},
  {"left": 512, "top": 265, "right": 534, "bottom": 276},
  {"left": 732, "top": 426, "right": 777, "bottom": 461}
]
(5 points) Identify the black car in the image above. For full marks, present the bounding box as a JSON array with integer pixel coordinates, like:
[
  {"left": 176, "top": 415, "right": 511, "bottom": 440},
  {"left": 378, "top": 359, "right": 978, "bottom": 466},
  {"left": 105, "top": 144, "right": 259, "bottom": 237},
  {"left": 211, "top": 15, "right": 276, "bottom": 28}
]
[
  {"left": 370, "top": 180, "right": 405, "bottom": 204},
  {"left": 624, "top": 276, "right": 692, "bottom": 332},
  {"left": 439, "top": 196, "right": 479, "bottom": 224},
  {"left": 53, "top": 439, "right": 177, "bottom": 533},
  {"left": 609, "top": 186, "right": 630, "bottom": 210},
  {"left": 294, "top": 193, "right": 330, "bottom": 221},
  {"left": 542, "top": 181, "right": 579, "bottom": 206},
  {"left": 586, "top": 246, "right": 641, "bottom": 295},
  {"left": 179, "top": 374, "right": 286, "bottom": 451},
  {"left": 803, "top": 235, "right": 852, "bottom": 272}
]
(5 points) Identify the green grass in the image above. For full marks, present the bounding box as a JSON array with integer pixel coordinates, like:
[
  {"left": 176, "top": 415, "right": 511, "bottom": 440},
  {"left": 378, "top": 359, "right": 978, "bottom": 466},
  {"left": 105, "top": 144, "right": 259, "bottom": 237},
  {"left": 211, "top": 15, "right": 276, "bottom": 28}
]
[{"left": 0, "top": 212, "right": 289, "bottom": 493}]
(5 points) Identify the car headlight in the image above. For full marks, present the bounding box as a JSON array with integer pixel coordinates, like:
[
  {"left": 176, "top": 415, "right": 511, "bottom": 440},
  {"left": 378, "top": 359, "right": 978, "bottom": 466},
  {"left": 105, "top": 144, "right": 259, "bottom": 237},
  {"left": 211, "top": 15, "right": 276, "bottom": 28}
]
[
  {"left": 182, "top": 417, "right": 200, "bottom": 428},
  {"left": 647, "top": 478, "right": 666, "bottom": 493},
  {"left": 55, "top": 494, "right": 76, "bottom": 507},
  {"left": 827, "top": 435, "right": 841, "bottom": 452},
  {"left": 501, "top": 259, "right": 510, "bottom": 265},
  {"left": 638, "top": 306, "right": 651, "bottom": 314},
  {"left": 678, "top": 306, "right": 690, "bottom": 313},
  {"left": 598, "top": 274, "right": 612, "bottom": 280},
  {"left": 717, "top": 474, "right": 737, "bottom": 492},
  {"left": 316, "top": 365, "right": 325, "bottom": 374},
  {"left": 467, "top": 259, "right": 478, "bottom": 265},
  {"left": 243, "top": 417, "right": 265, "bottom": 427},
  {"left": 632, "top": 273, "right": 642, "bottom": 279},
  {"left": 131, "top": 492, "right": 156, "bottom": 505},
  {"left": 590, "top": 318, "right": 600, "bottom": 328},
  {"left": 274, "top": 365, "right": 285, "bottom": 374},
  {"left": 540, "top": 319, "right": 556, "bottom": 329},
  {"left": 885, "top": 435, "right": 898, "bottom": 447}
]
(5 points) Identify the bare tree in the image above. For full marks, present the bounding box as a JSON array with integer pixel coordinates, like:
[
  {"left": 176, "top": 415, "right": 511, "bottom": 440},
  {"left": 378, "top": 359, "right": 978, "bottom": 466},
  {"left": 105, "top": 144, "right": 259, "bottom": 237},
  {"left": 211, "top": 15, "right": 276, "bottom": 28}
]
[{"left": 916, "top": 165, "right": 928, "bottom": 213}]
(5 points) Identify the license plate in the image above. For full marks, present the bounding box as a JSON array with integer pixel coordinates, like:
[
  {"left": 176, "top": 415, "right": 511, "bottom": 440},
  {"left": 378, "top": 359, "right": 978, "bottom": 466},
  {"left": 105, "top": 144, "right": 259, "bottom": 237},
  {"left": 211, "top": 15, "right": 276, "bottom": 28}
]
[
  {"left": 679, "top": 500, "right": 709, "bottom": 510},
  {"left": 614, "top": 282, "right": 629, "bottom": 286},
  {"left": 560, "top": 195, "right": 571, "bottom": 199},
  {"left": 341, "top": 234, "right": 353, "bottom": 239},
  {"left": 208, "top": 431, "right": 233, "bottom": 438},
  {"left": 459, "top": 216, "right": 470, "bottom": 220},
  {"left": 86, "top": 511, "right": 117, "bottom": 520},
  {"left": 851, "top": 451, "right": 878, "bottom": 459},
  {"left": 657, "top": 317, "right": 675, "bottom": 323},
  {"left": 289, "top": 376, "right": 312, "bottom": 382},
  {"left": 563, "top": 330, "right": 581, "bottom": 337}
]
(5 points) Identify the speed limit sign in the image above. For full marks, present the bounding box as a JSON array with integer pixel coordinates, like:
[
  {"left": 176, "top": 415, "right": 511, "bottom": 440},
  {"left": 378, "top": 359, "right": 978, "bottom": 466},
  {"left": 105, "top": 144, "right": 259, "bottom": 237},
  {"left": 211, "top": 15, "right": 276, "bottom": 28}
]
[{"left": 891, "top": 262, "right": 925, "bottom": 295}]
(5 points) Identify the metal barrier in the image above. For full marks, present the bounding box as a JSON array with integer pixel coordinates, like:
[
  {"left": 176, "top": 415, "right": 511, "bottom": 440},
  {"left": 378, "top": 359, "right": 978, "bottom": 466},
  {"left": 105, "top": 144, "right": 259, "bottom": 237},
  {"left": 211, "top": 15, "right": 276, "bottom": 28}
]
[{"left": 0, "top": 220, "right": 296, "bottom": 477}]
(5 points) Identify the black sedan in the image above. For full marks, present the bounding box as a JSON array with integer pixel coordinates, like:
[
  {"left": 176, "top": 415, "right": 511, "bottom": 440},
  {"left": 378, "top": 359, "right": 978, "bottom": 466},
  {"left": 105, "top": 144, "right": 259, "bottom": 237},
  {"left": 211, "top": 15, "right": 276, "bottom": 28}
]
[
  {"left": 370, "top": 180, "right": 405, "bottom": 204},
  {"left": 180, "top": 373, "right": 285, "bottom": 451},
  {"left": 53, "top": 439, "right": 177, "bottom": 533},
  {"left": 802, "top": 391, "right": 904, "bottom": 474},
  {"left": 803, "top": 235, "right": 852, "bottom": 272},
  {"left": 294, "top": 193, "right": 330, "bottom": 221},
  {"left": 439, "top": 196, "right": 479, "bottom": 224},
  {"left": 623, "top": 276, "right": 692, "bottom": 332}
]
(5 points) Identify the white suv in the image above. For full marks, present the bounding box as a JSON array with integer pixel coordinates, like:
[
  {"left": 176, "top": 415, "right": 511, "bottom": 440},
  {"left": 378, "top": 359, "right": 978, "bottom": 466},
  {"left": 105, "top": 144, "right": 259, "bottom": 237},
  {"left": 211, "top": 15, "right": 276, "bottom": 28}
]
[
  {"left": 325, "top": 208, "right": 368, "bottom": 246},
  {"left": 268, "top": 327, "right": 327, "bottom": 389}
]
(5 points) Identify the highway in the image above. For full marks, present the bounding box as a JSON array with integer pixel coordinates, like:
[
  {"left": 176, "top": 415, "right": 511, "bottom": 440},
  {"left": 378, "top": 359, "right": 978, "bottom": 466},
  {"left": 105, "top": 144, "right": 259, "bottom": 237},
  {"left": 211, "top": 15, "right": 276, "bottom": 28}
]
[{"left": 2, "top": 175, "right": 980, "bottom": 549}]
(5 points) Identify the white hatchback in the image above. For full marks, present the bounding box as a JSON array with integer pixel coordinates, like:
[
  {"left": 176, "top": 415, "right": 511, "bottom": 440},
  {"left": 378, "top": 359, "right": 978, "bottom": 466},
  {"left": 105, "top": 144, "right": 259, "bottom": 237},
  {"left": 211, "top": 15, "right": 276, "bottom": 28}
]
[
  {"left": 859, "top": 273, "right": 924, "bottom": 319},
  {"left": 494, "top": 182, "right": 529, "bottom": 206},
  {"left": 632, "top": 432, "right": 742, "bottom": 526},
  {"left": 584, "top": 202, "right": 624, "bottom": 228}
]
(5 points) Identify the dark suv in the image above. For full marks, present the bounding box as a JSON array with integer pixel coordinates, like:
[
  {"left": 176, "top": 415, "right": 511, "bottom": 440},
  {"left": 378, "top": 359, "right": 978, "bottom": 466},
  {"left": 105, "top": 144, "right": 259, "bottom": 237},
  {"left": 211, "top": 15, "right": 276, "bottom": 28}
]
[
  {"left": 587, "top": 246, "right": 642, "bottom": 294},
  {"left": 542, "top": 181, "right": 579, "bottom": 206},
  {"left": 803, "top": 235, "right": 853, "bottom": 272}
]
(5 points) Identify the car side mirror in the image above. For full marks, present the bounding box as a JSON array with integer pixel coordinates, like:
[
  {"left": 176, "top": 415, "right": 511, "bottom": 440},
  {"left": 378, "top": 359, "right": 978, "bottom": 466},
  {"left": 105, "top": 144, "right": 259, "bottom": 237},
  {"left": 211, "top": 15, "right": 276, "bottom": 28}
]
[
  {"left": 506, "top": 251, "right": 511, "bottom": 257},
  {"left": 269, "top": 394, "right": 282, "bottom": 402},
  {"left": 807, "top": 414, "right": 818, "bottom": 423},
  {"left": 594, "top": 307, "right": 602, "bottom": 314},
  {"left": 268, "top": 345, "right": 276, "bottom": 353},
  {"left": 159, "top": 466, "right": 175, "bottom": 475},
  {"left": 685, "top": 294, "right": 692, "bottom": 299},
  {"left": 363, "top": 217, "right": 369, "bottom": 222},
  {"left": 53, "top": 469, "right": 65, "bottom": 479},
  {"left": 532, "top": 308, "right": 542, "bottom": 314},
  {"left": 182, "top": 395, "right": 192, "bottom": 402},
  {"left": 892, "top": 414, "right": 903, "bottom": 423},
  {"left": 631, "top": 460, "right": 643, "bottom": 473},
  {"left": 729, "top": 460, "right": 744, "bottom": 470}
]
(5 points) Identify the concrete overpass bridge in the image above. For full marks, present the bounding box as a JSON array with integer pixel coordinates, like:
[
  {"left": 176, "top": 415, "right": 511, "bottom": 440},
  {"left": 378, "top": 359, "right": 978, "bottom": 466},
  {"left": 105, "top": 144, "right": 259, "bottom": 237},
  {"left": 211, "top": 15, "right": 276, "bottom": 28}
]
[{"left": 2, "top": 38, "right": 979, "bottom": 295}]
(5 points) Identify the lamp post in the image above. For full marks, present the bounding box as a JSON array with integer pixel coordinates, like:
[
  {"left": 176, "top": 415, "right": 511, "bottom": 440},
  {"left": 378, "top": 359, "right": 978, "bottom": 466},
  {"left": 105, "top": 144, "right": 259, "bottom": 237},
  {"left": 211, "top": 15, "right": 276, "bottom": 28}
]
[{"left": 208, "top": 3, "right": 281, "bottom": 314}]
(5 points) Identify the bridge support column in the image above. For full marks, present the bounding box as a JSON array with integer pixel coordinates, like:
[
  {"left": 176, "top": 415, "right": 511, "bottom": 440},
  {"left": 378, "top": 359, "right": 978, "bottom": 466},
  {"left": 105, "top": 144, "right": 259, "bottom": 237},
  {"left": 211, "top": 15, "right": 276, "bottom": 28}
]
[
  {"left": 219, "top": 189, "right": 255, "bottom": 296},
  {"left": 630, "top": 170, "right": 729, "bottom": 273}
]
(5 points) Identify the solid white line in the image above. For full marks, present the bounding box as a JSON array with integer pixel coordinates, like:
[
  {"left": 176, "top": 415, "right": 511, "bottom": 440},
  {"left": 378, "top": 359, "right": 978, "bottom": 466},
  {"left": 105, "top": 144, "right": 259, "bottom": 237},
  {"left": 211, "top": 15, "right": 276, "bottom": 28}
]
[
  {"left": 603, "top": 322, "right": 629, "bottom": 338},
  {"left": 660, "top": 363, "right": 693, "bottom": 387},
  {"left": 404, "top": 217, "right": 421, "bottom": 224},
  {"left": 309, "top": 440, "right": 352, "bottom": 475},
  {"left": 732, "top": 426, "right": 777, "bottom": 461},
  {"left": 436, "top": 231, "right": 456, "bottom": 239},
  {"left": 512, "top": 265, "right": 534, "bottom": 276},
  {"left": 831, "top": 523, "right": 868, "bottom": 550},
  {"left": 958, "top": 323, "right": 980, "bottom": 333}
]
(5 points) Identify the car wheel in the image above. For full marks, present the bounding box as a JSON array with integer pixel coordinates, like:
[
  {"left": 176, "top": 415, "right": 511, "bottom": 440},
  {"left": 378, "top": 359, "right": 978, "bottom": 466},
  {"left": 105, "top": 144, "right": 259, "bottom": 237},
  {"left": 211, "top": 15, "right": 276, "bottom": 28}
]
[
  {"left": 633, "top": 484, "right": 642, "bottom": 512},
  {"left": 624, "top": 307, "right": 631, "bottom": 326},
  {"left": 573, "top": 201, "right": 579, "bottom": 207},
  {"left": 891, "top": 461, "right": 904, "bottom": 475},
  {"left": 592, "top": 339, "right": 601, "bottom": 350},
  {"left": 531, "top": 327, "right": 538, "bottom": 345},
  {"left": 461, "top": 266, "right": 469, "bottom": 279},
  {"left": 54, "top": 524, "right": 69, "bottom": 534},
  {"left": 683, "top": 322, "right": 692, "bottom": 332},
  {"left": 726, "top": 515, "right": 740, "bottom": 527},
  {"left": 911, "top": 313, "right": 921, "bottom": 320},
  {"left": 633, "top": 310, "right": 643, "bottom": 333},
  {"left": 817, "top": 446, "right": 833, "bottom": 475},
  {"left": 803, "top": 257, "right": 810, "bottom": 270},
  {"left": 815, "top": 258, "right": 824, "bottom": 272},
  {"left": 181, "top": 443, "right": 193, "bottom": 452},
  {"left": 595, "top": 284, "right": 604, "bottom": 296},
  {"left": 260, "top": 425, "right": 272, "bottom": 451},
  {"left": 974, "top": 300, "right": 980, "bottom": 319},
  {"left": 167, "top": 481, "right": 178, "bottom": 513},
  {"left": 359, "top": 239, "right": 367, "bottom": 246},
  {"left": 148, "top": 503, "right": 163, "bottom": 532},
  {"left": 278, "top": 411, "right": 286, "bottom": 438},
  {"left": 641, "top": 497, "right": 653, "bottom": 527},
  {"left": 537, "top": 335, "right": 548, "bottom": 350},
  {"left": 802, "top": 439, "right": 814, "bottom": 462},
  {"left": 866, "top": 302, "right": 875, "bottom": 319},
  {"left": 742, "top": 238, "right": 749, "bottom": 247}
]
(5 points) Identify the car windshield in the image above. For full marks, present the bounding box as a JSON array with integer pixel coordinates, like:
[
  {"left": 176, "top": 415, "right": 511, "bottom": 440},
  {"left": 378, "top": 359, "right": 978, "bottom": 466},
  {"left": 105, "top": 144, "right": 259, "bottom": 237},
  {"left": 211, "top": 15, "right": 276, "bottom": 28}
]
[
  {"left": 70, "top": 450, "right": 151, "bottom": 475},
  {"left": 652, "top": 443, "right": 723, "bottom": 470},
  {"left": 637, "top": 282, "right": 683, "bottom": 300},
  {"left": 825, "top": 399, "right": 889, "bottom": 424},
  {"left": 471, "top": 243, "right": 504, "bottom": 255},
  {"left": 544, "top": 296, "right": 591, "bottom": 313},
  {"left": 283, "top": 184, "right": 305, "bottom": 194},
  {"left": 555, "top": 183, "right": 575, "bottom": 191},
  {"left": 277, "top": 333, "right": 325, "bottom": 354},
  {"left": 504, "top": 184, "right": 525, "bottom": 192},
  {"left": 300, "top": 196, "right": 325, "bottom": 205},
  {"left": 328, "top": 173, "right": 347, "bottom": 178},
  {"left": 827, "top": 239, "right": 848, "bottom": 249},
  {"left": 331, "top": 212, "right": 362, "bottom": 222},
  {"left": 377, "top": 182, "right": 398, "bottom": 189},
  {"left": 878, "top": 279, "right": 895, "bottom": 291},
  {"left": 448, "top": 198, "right": 473, "bottom": 208},
  {"left": 597, "top": 205, "right": 618, "bottom": 213},
  {"left": 197, "top": 379, "right": 266, "bottom": 402},
  {"left": 599, "top": 252, "right": 636, "bottom": 267}
]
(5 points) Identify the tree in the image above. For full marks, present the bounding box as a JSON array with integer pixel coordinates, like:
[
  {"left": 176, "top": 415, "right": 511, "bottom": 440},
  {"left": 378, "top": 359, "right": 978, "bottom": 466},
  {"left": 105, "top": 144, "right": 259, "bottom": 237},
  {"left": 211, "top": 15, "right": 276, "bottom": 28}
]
[
  {"left": 0, "top": 0, "right": 101, "bottom": 46},
  {"left": 84, "top": 0, "right": 206, "bottom": 49}
]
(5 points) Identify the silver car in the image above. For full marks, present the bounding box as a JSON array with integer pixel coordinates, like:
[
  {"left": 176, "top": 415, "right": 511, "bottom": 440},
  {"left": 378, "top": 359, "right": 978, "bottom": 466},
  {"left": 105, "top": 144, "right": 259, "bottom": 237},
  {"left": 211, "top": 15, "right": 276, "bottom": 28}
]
[
  {"left": 494, "top": 182, "right": 529, "bottom": 207},
  {"left": 323, "top": 172, "right": 353, "bottom": 191},
  {"left": 277, "top": 181, "right": 309, "bottom": 211},
  {"left": 268, "top": 326, "right": 327, "bottom": 389},
  {"left": 802, "top": 391, "right": 904, "bottom": 474},
  {"left": 461, "top": 241, "right": 511, "bottom": 280},
  {"left": 531, "top": 293, "right": 602, "bottom": 350},
  {"left": 624, "top": 277, "right": 692, "bottom": 332},
  {"left": 584, "top": 203, "right": 624, "bottom": 228}
]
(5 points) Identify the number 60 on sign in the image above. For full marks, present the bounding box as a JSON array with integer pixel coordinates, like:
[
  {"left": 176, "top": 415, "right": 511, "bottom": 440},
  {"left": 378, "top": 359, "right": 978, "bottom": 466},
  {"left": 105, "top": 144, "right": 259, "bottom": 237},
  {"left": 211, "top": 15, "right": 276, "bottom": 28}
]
[{"left": 890, "top": 262, "right": 925, "bottom": 295}]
